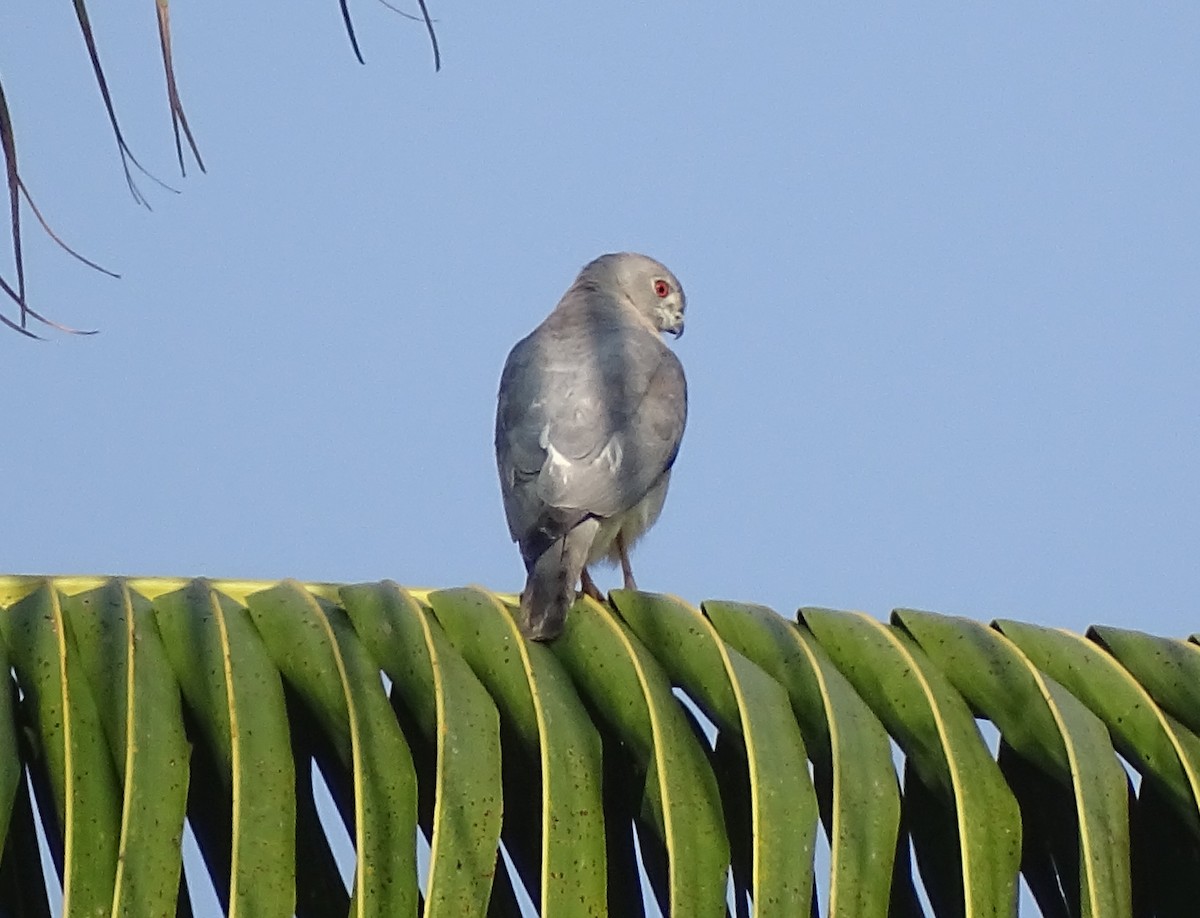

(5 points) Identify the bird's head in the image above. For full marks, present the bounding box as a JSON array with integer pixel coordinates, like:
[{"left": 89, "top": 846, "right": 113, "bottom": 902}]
[{"left": 578, "top": 252, "right": 687, "bottom": 339}]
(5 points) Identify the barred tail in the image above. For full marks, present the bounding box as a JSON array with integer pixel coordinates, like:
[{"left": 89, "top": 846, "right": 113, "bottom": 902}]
[{"left": 520, "top": 518, "right": 600, "bottom": 641}]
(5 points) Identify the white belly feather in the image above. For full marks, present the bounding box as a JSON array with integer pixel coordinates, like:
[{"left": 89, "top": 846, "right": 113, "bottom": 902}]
[{"left": 587, "top": 472, "right": 671, "bottom": 566}]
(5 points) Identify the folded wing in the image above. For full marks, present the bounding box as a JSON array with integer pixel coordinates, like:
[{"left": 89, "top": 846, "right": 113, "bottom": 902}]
[{"left": 496, "top": 319, "right": 687, "bottom": 566}]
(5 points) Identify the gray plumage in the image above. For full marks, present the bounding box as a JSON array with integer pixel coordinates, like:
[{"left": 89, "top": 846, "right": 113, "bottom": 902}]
[{"left": 495, "top": 252, "right": 688, "bottom": 640}]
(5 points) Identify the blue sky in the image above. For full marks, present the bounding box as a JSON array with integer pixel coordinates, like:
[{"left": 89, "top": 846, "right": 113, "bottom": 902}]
[
  {"left": 4, "top": 3, "right": 1197, "bottom": 635},
  {"left": 2, "top": 1, "right": 1199, "bottom": 909}
]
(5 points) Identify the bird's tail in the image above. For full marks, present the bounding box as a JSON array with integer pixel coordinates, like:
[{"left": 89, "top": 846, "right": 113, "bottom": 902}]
[{"left": 521, "top": 518, "right": 600, "bottom": 641}]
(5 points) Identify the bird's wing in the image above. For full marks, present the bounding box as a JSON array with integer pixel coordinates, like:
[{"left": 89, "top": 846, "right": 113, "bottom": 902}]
[{"left": 495, "top": 320, "right": 687, "bottom": 551}]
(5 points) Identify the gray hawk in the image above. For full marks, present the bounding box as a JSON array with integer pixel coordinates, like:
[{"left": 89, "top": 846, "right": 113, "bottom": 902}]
[{"left": 495, "top": 252, "right": 688, "bottom": 640}]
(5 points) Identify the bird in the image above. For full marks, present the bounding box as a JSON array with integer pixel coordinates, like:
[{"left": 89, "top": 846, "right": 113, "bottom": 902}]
[{"left": 495, "top": 252, "right": 688, "bottom": 641}]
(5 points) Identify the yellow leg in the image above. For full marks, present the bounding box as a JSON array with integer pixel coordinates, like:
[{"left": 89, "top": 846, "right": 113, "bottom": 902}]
[{"left": 616, "top": 531, "right": 637, "bottom": 591}]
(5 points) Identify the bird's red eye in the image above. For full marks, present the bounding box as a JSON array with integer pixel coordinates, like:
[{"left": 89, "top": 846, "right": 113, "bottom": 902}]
[{"left": 653, "top": 279, "right": 670, "bottom": 298}]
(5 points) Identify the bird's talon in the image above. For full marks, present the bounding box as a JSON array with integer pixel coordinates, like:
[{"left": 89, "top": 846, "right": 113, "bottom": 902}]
[{"left": 580, "top": 568, "right": 605, "bottom": 602}]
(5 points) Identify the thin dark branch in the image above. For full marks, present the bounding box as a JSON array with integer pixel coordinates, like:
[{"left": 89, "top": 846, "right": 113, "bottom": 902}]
[
  {"left": 1, "top": 72, "right": 112, "bottom": 335},
  {"left": 0, "top": 305, "right": 40, "bottom": 338},
  {"left": 155, "top": 0, "right": 206, "bottom": 177},
  {"left": 0, "top": 274, "right": 98, "bottom": 335},
  {"left": 0, "top": 78, "right": 28, "bottom": 326},
  {"left": 415, "top": 0, "right": 441, "bottom": 72},
  {"left": 339, "top": 0, "right": 367, "bottom": 65},
  {"left": 340, "top": 0, "right": 440, "bottom": 70},
  {"left": 0, "top": 274, "right": 42, "bottom": 337},
  {"left": 373, "top": 0, "right": 429, "bottom": 23},
  {"left": 72, "top": 0, "right": 178, "bottom": 207},
  {"left": 19, "top": 181, "right": 120, "bottom": 278}
]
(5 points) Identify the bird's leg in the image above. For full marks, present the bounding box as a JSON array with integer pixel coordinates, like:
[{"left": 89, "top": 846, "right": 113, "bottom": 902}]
[
  {"left": 616, "top": 531, "right": 638, "bottom": 591},
  {"left": 580, "top": 567, "right": 605, "bottom": 601}
]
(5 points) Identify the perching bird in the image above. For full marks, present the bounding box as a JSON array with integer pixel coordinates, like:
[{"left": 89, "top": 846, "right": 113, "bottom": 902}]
[{"left": 495, "top": 252, "right": 688, "bottom": 641}]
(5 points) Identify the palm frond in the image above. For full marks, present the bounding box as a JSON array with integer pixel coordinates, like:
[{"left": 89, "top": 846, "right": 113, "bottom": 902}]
[{"left": 5, "top": 574, "right": 1189, "bottom": 915}]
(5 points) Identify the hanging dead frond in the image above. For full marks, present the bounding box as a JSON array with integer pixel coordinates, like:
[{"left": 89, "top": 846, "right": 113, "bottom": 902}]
[
  {"left": 0, "top": 78, "right": 31, "bottom": 331},
  {"left": 4, "top": 1, "right": 441, "bottom": 337},
  {"left": 0, "top": 81, "right": 103, "bottom": 335},
  {"left": 71, "top": 0, "right": 178, "bottom": 208},
  {"left": 341, "top": 0, "right": 441, "bottom": 71},
  {"left": 155, "top": 0, "right": 205, "bottom": 177}
]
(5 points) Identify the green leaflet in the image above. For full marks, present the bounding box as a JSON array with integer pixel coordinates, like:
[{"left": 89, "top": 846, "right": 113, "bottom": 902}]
[
  {"left": 0, "top": 624, "right": 19, "bottom": 854},
  {"left": 154, "top": 579, "right": 296, "bottom": 917},
  {"left": 1132, "top": 778, "right": 1200, "bottom": 914},
  {"left": 0, "top": 586, "right": 53, "bottom": 916},
  {"left": 63, "top": 580, "right": 191, "bottom": 918},
  {"left": 289, "top": 726, "right": 352, "bottom": 918},
  {"left": 550, "top": 595, "right": 729, "bottom": 917},
  {"left": 704, "top": 600, "right": 899, "bottom": 918},
  {"left": 0, "top": 759, "right": 52, "bottom": 915},
  {"left": 612, "top": 591, "right": 817, "bottom": 917},
  {"left": 802, "top": 606, "right": 1021, "bottom": 917},
  {"left": 1092, "top": 625, "right": 1200, "bottom": 736},
  {"left": 428, "top": 587, "right": 607, "bottom": 917},
  {"left": 0, "top": 581, "right": 121, "bottom": 917},
  {"left": 998, "top": 619, "right": 1200, "bottom": 836},
  {"left": 244, "top": 580, "right": 420, "bottom": 917},
  {"left": 341, "top": 580, "right": 502, "bottom": 917},
  {"left": 895, "top": 609, "right": 1130, "bottom": 918}
]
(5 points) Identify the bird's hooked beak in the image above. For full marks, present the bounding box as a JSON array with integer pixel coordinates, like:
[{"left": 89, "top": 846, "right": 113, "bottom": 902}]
[{"left": 664, "top": 313, "right": 685, "bottom": 339}]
